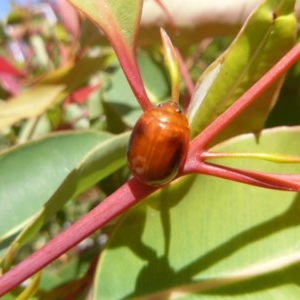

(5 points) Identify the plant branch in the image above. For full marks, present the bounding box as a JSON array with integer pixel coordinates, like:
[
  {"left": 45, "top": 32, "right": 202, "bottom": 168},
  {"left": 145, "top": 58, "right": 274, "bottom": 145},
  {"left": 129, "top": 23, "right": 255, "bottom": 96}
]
[
  {"left": 191, "top": 162, "right": 300, "bottom": 191},
  {"left": 176, "top": 48, "right": 195, "bottom": 101},
  {"left": 182, "top": 42, "right": 300, "bottom": 192},
  {"left": 0, "top": 178, "right": 156, "bottom": 296},
  {"left": 185, "top": 42, "right": 300, "bottom": 161}
]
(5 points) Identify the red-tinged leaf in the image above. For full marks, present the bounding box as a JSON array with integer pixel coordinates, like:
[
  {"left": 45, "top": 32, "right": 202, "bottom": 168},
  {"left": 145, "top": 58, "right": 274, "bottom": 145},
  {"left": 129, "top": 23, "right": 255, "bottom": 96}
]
[
  {"left": 65, "top": 84, "right": 101, "bottom": 105},
  {"left": 0, "top": 85, "right": 65, "bottom": 130},
  {"left": 0, "top": 56, "right": 24, "bottom": 77},
  {"left": 67, "top": 0, "right": 151, "bottom": 110},
  {"left": 56, "top": 0, "right": 80, "bottom": 40},
  {"left": 0, "top": 73, "right": 21, "bottom": 95},
  {"left": 39, "top": 55, "right": 109, "bottom": 93},
  {"left": 187, "top": 0, "right": 296, "bottom": 143}
]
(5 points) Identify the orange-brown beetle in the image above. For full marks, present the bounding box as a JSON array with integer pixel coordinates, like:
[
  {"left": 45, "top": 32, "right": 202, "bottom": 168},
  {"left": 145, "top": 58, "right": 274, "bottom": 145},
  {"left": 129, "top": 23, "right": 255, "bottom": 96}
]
[{"left": 127, "top": 101, "right": 190, "bottom": 186}]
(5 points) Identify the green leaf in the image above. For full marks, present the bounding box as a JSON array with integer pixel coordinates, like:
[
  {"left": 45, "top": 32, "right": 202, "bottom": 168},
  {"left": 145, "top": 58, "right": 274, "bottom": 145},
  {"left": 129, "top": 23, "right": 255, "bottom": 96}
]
[
  {"left": 138, "top": 52, "right": 170, "bottom": 105},
  {"left": 0, "top": 131, "right": 108, "bottom": 249},
  {"left": 40, "top": 54, "right": 110, "bottom": 94},
  {"left": 3, "top": 132, "right": 129, "bottom": 258},
  {"left": 0, "top": 85, "right": 65, "bottom": 130},
  {"left": 39, "top": 252, "right": 91, "bottom": 293},
  {"left": 67, "top": 0, "right": 140, "bottom": 48},
  {"left": 102, "top": 51, "right": 169, "bottom": 129},
  {"left": 188, "top": 0, "right": 296, "bottom": 143},
  {"left": 160, "top": 28, "right": 180, "bottom": 103},
  {"left": 67, "top": 0, "right": 150, "bottom": 109},
  {"left": 94, "top": 126, "right": 300, "bottom": 299}
]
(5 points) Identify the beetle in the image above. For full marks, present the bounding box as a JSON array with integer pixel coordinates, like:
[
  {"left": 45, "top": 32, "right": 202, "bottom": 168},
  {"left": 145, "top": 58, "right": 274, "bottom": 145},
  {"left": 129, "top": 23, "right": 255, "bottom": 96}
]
[{"left": 127, "top": 101, "right": 190, "bottom": 186}]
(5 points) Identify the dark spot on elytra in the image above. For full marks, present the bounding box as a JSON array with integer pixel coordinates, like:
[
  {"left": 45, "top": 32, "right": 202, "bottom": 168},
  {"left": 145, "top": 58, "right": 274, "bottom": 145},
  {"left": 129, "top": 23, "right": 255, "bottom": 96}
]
[{"left": 165, "top": 136, "right": 185, "bottom": 164}]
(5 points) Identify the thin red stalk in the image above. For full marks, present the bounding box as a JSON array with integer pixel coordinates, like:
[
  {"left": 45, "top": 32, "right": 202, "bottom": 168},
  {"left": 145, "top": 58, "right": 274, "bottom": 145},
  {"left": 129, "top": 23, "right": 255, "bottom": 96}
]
[
  {"left": 186, "top": 42, "right": 300, "bottom": 160},
  {"left": 153, "top": 0, "right": 178, "bottom": 33},
  {"left": 113, "top": 40, "right": 152, "bottom": 111},
  {"left": 194, "top": 162, "right": 300, "bottom": 191},
  {"left": 176, "top": 48, "right": 195, "bottom": 100},
  {"left": 0, "top": 179, "right": 156, "bottom": 296},
  {"left": 65, "top": 255, "right": 99, "bottom": 300},
  {"left": 184, "top": 42, "right": 300, "bottom": 188},
  {"left": 70, "top": 0, "right": 152, "bottom": 111}
]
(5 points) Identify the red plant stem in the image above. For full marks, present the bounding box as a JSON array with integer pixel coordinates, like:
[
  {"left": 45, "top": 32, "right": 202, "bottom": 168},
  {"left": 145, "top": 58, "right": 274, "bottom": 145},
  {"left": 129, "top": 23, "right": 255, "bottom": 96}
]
[
  {"left": 183, "top": 42, "right": 300, "bottom": 188},
  {"left": 176, "top": 48, "right": 195, "bottom": 99},
  {"left": 115, "top": 46, "right": 152, "bottom": 111},
  {"left": 70, "top": 0, "right": 152, "bottom": 111},
  {"left": 196, "top": 162, "right": 300, "bottom": 191},
  {"left": 153, "top": 0, "right": 178, "bottom": 33},
  {"left": 186, "top": 41, "right": 300, "bottom": 163},
  {"left": 0, "top": 179, "right": 156, "bottom": 296}
]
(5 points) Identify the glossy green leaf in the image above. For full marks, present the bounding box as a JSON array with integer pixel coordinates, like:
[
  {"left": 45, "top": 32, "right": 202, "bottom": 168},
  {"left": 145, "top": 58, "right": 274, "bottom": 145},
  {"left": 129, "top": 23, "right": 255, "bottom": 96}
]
[
  {"left": 160, "top": 28, "right": 180, "bottom": 103},
  {"left": 67, "top": 0, "right": 150, "bottom": 110},
  {"left": 94, "top": 126, "right": 300, "bottom": 299},
  {"left": 0, "top": 131, "right": 108, "bottom": 247},
  {"left": 40, "top": 54, "right": 110, "bottom": 94},
  {"left": 67, "top": 0, "right": 140, "bottom": 48},
  {"left": 188, "top": 0, "right": 296, "bottom": 143},
  {"left": 137, "top": 52, "right": 170, "bottom": 105},
  {"left": 5, "top": 132, "right": 129, "bottom": 257},
  {"left": 0, "top": 85, "right": 65, "bottom": 130},
  {"left": 102, "top": 52, "right": 169, "bottom": 129},
  {"left": 39, "top": 252, "right": 91, "bottom": 294}
]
